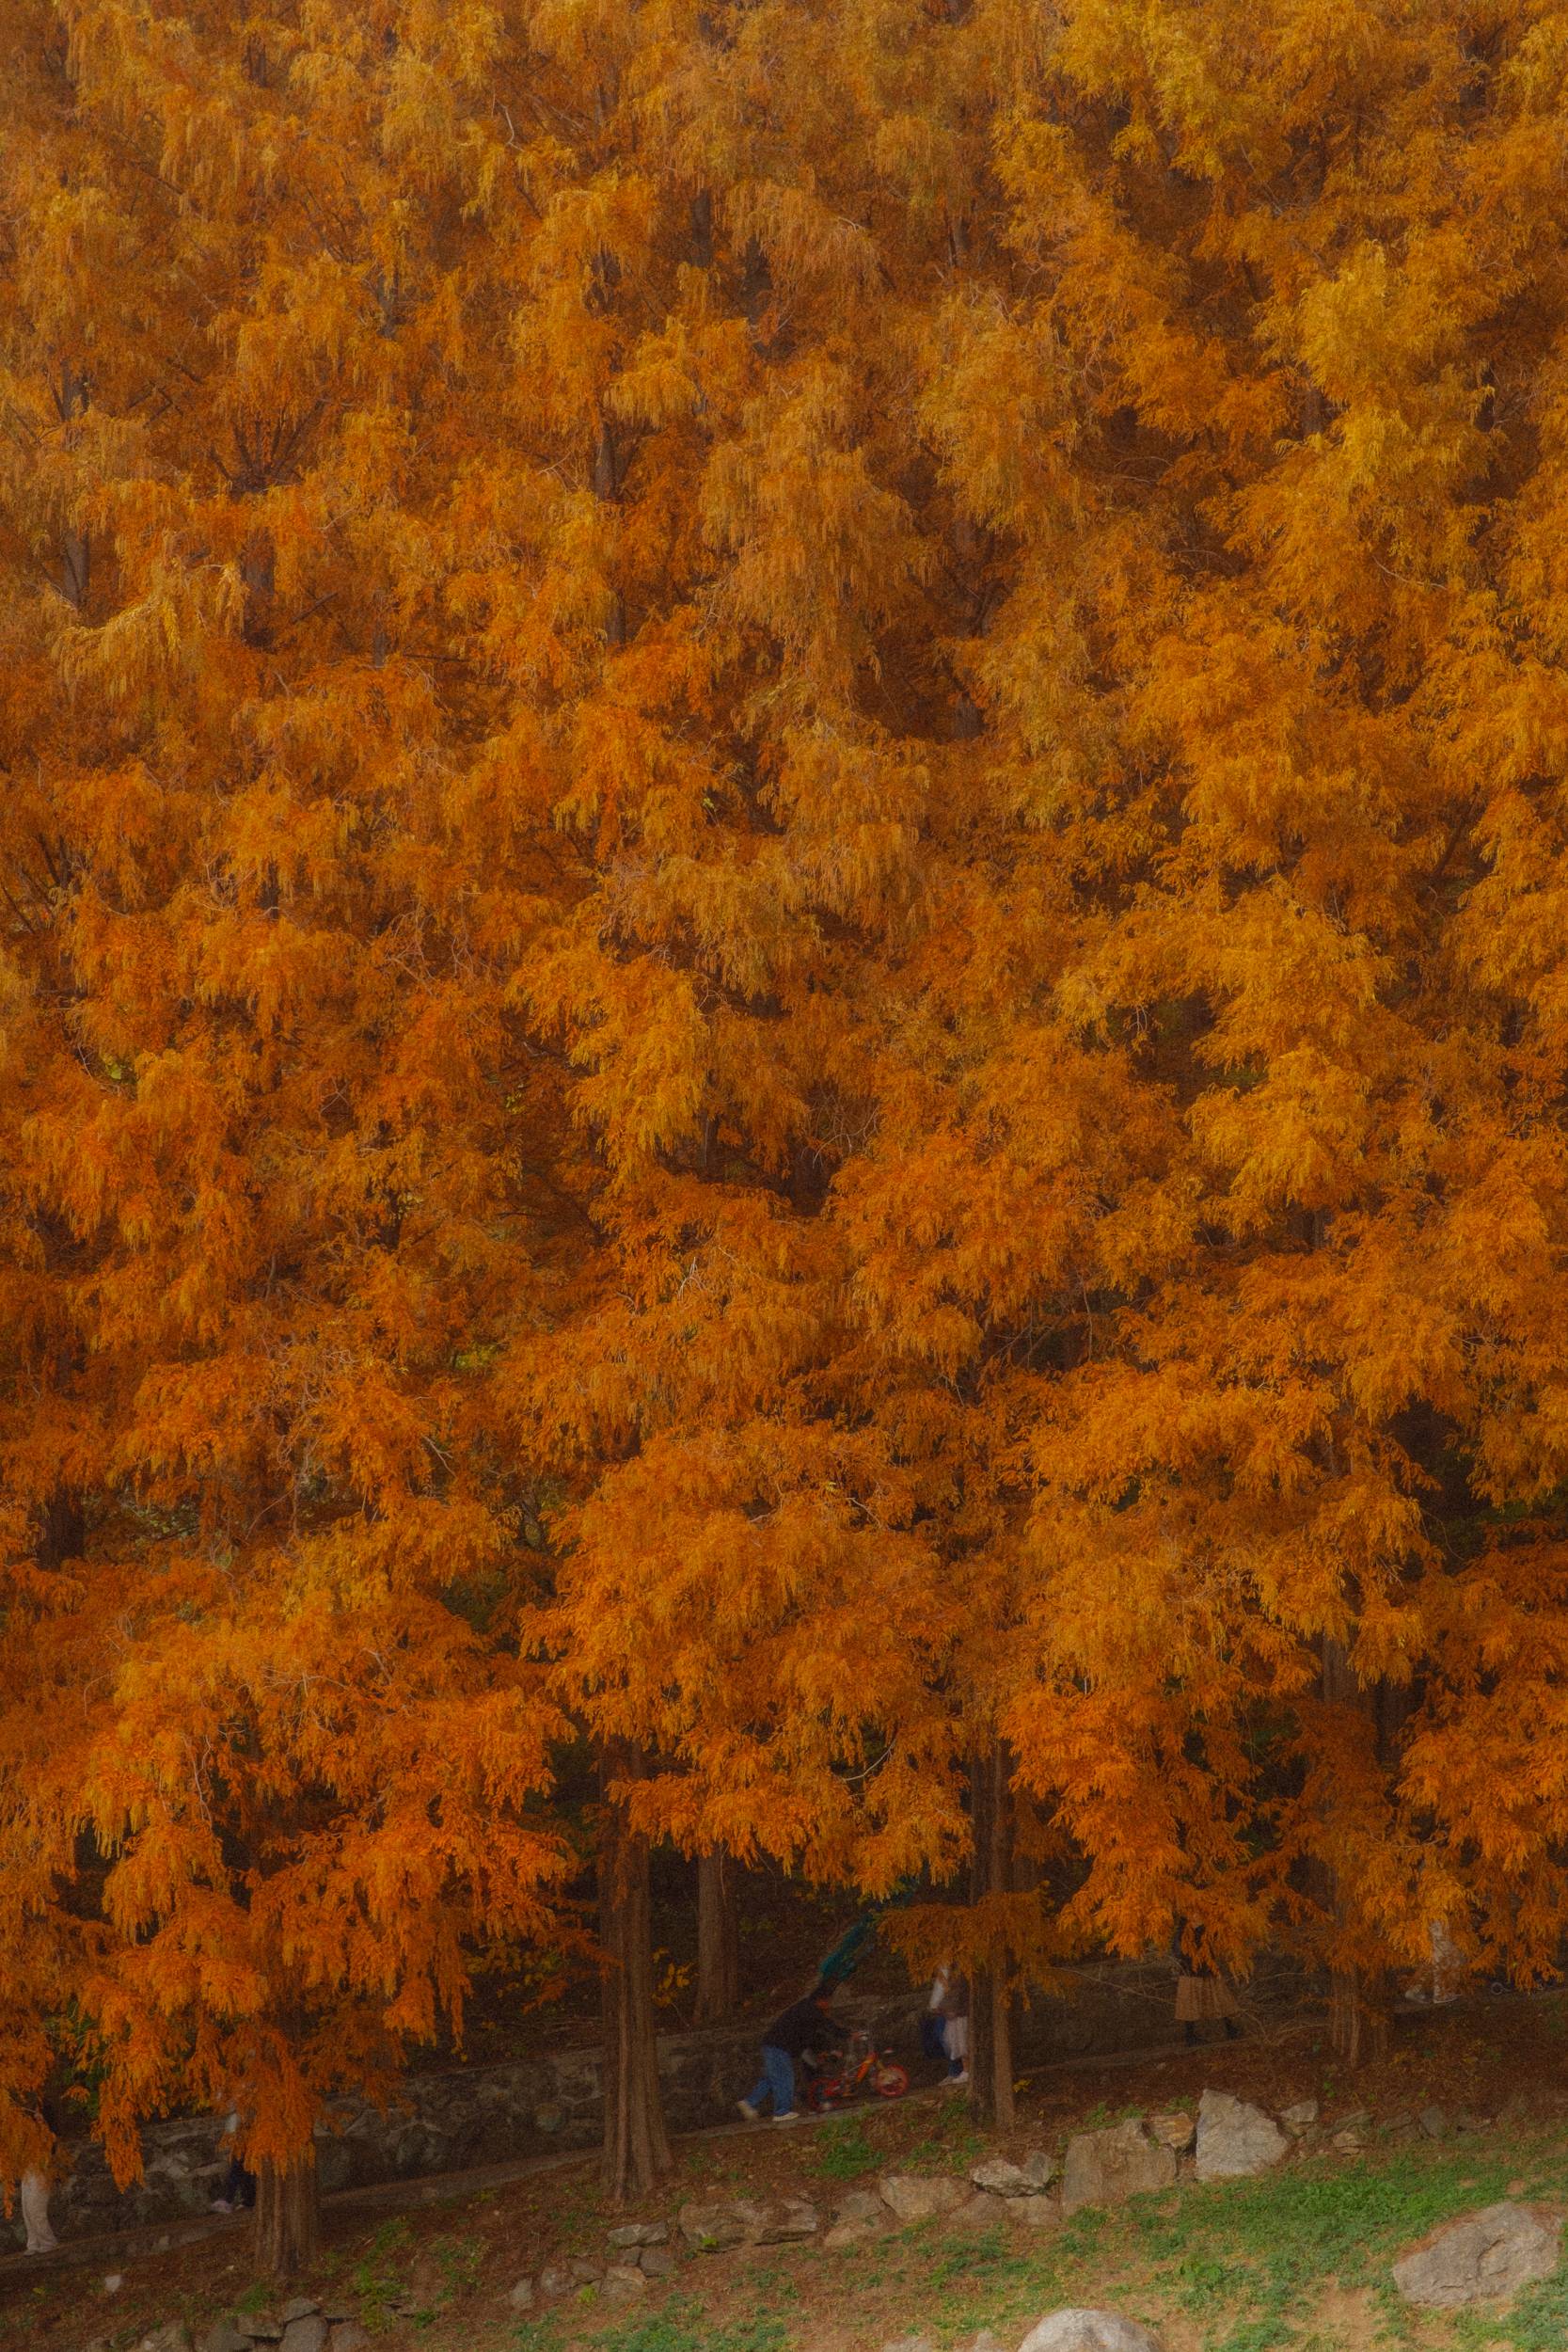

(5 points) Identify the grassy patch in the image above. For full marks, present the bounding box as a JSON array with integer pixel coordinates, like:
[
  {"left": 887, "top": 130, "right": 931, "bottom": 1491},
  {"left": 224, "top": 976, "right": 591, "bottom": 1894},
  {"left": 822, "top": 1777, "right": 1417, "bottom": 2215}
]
[
  {"left": 591, "top": 2296, "right": 790, "bottom": 2352},
  {"left": 351, "top": 2215, "right": 416, "bottom": 2328},
  {"left": 812, "top": 2119, "right": 879, "bottom": 2181}
]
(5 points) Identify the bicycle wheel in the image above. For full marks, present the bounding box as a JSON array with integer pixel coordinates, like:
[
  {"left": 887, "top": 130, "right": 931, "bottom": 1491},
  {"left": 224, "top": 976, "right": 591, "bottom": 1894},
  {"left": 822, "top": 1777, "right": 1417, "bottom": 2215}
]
[{"left": 874, "top": 2060, "right": 909, "bottom": 2099}]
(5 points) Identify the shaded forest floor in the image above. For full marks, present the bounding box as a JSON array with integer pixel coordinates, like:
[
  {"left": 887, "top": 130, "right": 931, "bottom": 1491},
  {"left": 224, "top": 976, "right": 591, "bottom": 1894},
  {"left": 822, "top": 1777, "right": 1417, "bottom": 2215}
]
[{"left": 13, "top": 1994, "right": 1568, "bottom": 2352}]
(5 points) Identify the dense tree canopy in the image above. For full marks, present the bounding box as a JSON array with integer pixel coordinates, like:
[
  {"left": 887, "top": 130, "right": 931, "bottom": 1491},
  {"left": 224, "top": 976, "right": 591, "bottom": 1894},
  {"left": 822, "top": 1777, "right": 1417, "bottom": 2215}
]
[{"left": 8, "top": 0, "right": 1568, "bottom": 2259}]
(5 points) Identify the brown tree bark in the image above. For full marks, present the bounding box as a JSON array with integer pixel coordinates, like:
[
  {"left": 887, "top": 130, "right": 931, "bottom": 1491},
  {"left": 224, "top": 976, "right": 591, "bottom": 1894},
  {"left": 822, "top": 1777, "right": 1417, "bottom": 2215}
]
[
  {"left": 1318, "top": 1638, "right": 1400, "bottom": 2067},
  {"left": 598, "top": 1746, "right": 673, "bottom": 2204},
  {"left": 255, "top": 2149, "right": 319, "bottom": 2280},
  {"left": 967, "top": 1741, "right": 1016, "bottom": 2130},
  {"left": 694, "top": 1848, "right": 739, "bottom": 2026}
]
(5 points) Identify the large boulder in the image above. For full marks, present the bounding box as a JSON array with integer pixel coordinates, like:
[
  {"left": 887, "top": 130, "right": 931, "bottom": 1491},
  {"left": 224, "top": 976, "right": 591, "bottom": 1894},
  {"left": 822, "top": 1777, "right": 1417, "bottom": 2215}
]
[
  {"left": 1392, "top": 2203, "right": 1562, "bottom": 2309},
  {"left": 1017, "top": 2314, "right": 1164, "bottom": 2352},
  {"left": 1012, "top": 2194, "right": 1061, "bottom": 2230},
  {"left": 733, "top": 2196, "right": 819, "bottom": 2244},
  {"left": 826, "top": 2188, "right": 888, "bottom": 2249},
  {"left": 1060, "top": 2122, "right": 1176, "bottom": 2216},
  {"left": 678, "top": 2200, "right": 749, "bottom": 2251},
  {"left": 601, "top": 2265, "right": 648, "bottom": 2304},
  {"left": 879, "top": 2173, "right": 966, "bottom": 2224},
  {"left": 608, "top": 2220, "right": 669, "bottom": 2249},
  {"left": 971, "top": 2157, "right": 1036, "bottom": 2197},
  {"left": 1194, "top": 2091, "right": 1289, "bottom": 2182}
]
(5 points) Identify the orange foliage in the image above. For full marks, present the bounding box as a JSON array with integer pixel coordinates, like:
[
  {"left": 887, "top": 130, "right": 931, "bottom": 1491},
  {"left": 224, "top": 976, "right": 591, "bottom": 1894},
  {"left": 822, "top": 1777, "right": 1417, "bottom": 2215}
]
[{"left": 8, "top": 0, "right": 1568, "bottom": 2217}]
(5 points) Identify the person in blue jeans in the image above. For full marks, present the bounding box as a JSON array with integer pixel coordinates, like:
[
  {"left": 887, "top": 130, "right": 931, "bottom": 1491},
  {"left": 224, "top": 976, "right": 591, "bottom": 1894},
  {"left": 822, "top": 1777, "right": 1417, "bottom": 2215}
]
[{"left": 737, "top": 1987, "right": 835, "bottom": 2124}]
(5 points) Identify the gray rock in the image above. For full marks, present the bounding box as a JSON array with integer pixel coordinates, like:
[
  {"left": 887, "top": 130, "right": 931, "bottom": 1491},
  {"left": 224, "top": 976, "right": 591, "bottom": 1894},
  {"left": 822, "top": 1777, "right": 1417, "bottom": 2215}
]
[
  {"left": 832, "top": 2190, "right": 885, "bottom": 2229},
  {"left": 279, "top": 2306, "right": 318, "bottom": 2328},
  {"left": 1392, "top": 2202, "right": 1562, "bottom": 2309},
  {"left": 879, "top": 2172, "right": 966, "bottom": 2224},
  {"left": 1331, "top": 2129, "right": 1363, "bottom": 2155},
  {"left": 951, "top": 2192, "right": 1006, "bottom": 2228},
  {"left": 639, "top": 2246, "right": 676, "bottom": 2279},
  {"left": 138, "top": 2331, "right": 194, "bottom": 2352},
  {"left": 1012, "top": 2194, "right": 1061, "bottom": 2229},
  {"left": 602, "top": 2265, "right": 648, "bottom": 2303},
  {"left": 608, "top": 2219, "right": 669, "bottom": 2249},
  {"left": 824, "top": 2218, "right": 879, "bottom": 2250},
  {"left": 1148, "top": 2113, "right": 1195, "bottom": 2152},
  {"left": 959, "top": 2336, "right": 1006, "bottom": 2352},
  {"left": 325, "top": 2330, "right": 370, "bottom": 2352},
  {"left": 1194, "top": 2091, "right": 1289, "bottom": 2182},
  {"left": 1419, "top": 2106, "right": 1447, "bottom": 2139},
  {"left": 507, "top": 2280, "right": 536, "bottom": 2313},
  {"left": 1021, "top": 2150, "right": 1058, "bottom": 2189},
  {"left": 198, "top": 2328, "right": 252, "bottom": 2352},
  {"left": 881, "top": 2338, "right": 936, "bottom": 2352},
  {"left": 537, "top": 2265, "right": 577, "bottom": 2300},
  {"left": 971, "top": 2156, "right": 1034, "bottom": 2197},
  {"left": 733, "top": 2195, "right": 818, "bottom": 2243},
  {"left": 1061, "top": 2122, "right": 1176, "bottom": 2215},
  {"left": 279, "top": 2323, "right": 326, "bottom": 2352},
  {"left": 103, "top": 2277, "right": 125, "bottom": 2296},
  {"left": 1280, "top": 2100, "right": 1319, "bottom": 2135},
  {"left": 678, "top": 2200, "right": 749, "bottom": 2251},
  {"left": 570, "top": 2259, "right": 605, "bottom": 2286},
  {"left": 1017, "top": 2316, "right": 1164, "bottom": 2352}
]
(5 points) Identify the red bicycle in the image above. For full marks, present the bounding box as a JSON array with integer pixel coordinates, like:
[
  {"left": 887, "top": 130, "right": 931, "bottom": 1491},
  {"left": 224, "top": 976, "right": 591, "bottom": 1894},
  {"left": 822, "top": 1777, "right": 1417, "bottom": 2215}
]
[{"left": 803, "top": 2026, "right": 909, "bottom": 2110}]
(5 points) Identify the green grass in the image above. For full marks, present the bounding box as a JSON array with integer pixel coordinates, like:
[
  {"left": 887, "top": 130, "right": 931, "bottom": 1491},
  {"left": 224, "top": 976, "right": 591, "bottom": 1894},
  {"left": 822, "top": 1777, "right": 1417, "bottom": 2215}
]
[
  {"left": 837, "top": 2135, "right": 1568, "bottom": 2352},
  {"left": 811, "top": 2118, "right": 879, "bottom": 2180},
  {"left": 351, "top": 2214, "right": 416, "bottom": 2328},
  {"left": 591, "top": 2296, "right": 790, "bottom": 2352}
]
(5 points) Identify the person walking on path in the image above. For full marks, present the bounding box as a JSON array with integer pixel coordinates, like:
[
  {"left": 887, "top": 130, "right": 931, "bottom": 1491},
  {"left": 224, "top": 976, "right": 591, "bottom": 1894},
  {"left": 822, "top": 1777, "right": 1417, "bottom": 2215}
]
[{"left": 737, "top": 1987, "right": 835, "bottom": 2124}]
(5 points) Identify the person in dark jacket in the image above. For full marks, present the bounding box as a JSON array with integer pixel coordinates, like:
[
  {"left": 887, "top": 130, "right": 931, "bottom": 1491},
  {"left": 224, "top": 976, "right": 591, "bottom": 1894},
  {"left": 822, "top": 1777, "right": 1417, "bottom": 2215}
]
[
  {"left": 737, "top": 1988, "right": 834, "bottom": 2124},
  {"left": 209, "top": 2109, "right": 257, "bottom": 2214}
]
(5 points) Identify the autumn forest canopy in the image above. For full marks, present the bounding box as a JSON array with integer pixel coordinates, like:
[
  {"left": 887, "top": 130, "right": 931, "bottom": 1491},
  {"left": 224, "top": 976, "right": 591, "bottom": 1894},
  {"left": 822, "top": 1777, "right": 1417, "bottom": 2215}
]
[{"left": 9, "top": 0, "right": 1568, "bottom": 2264}]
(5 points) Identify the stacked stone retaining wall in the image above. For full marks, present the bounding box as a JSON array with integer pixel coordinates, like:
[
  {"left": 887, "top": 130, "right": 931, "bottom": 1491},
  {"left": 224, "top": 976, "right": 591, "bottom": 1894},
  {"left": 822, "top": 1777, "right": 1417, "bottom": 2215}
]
[{"left": 28, "top": 1954, "right": 1304, "bottom": 2247}]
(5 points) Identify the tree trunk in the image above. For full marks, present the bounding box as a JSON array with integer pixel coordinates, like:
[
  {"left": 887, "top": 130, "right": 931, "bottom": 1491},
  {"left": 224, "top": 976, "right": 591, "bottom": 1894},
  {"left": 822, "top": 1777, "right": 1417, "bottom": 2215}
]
[
  {"left": 255, "top": 2149, "right": 319, "bottom": 2280},
  {"left": 1319, "top": 1638, "right": 1395, "bottom": 2067},
  {"left": 694, "top": 1849, "right": 739, "bottom": 2026},
  {"left": 598, "top": 1746, "right": 673, "bottom": 2204},
  {"left": 968, "top": 1741, "right": 1016, "bottom": 2131}
]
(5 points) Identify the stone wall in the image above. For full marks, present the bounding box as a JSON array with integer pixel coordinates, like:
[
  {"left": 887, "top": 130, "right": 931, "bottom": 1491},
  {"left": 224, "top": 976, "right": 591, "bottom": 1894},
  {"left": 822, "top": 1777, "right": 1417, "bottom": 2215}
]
[{"left": 25, "top": 1956, "right": 1304, "bottom": 2249}]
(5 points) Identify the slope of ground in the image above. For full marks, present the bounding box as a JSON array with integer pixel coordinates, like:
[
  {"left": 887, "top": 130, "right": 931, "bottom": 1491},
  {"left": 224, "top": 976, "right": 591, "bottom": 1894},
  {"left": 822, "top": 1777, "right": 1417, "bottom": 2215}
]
[{"left": 11, "top": 1994, "right": 1568, "bottom": 2352}]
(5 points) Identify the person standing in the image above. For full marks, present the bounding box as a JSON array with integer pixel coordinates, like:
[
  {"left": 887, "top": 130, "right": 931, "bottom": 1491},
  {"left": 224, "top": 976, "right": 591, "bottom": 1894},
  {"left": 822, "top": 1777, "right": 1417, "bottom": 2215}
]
[
  {"left": 934, "top": 1967, "right": 970, "bottom": 2087},
  {"left": 921, "top": 1967, "right": 952, "bottom": 2065},
  {"left": 1173, "top": 1930, "right": 1242, "bottom": 2045},
  {"left": 209, "top": 2109, "right": 258, "bottom": 2214},
  {"left": 13, "top": 2082, "right": 63, "bottom": 2254},
  {"left": 737, "top": 1986, "right": 835, "bottom": 2124}
]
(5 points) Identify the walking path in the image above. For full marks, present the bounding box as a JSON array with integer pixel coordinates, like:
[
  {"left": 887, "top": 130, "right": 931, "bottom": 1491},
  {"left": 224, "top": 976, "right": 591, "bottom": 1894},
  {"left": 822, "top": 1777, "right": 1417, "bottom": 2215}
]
[{"left": 0, "top": 2020, "right": 1330, "bottom": 2282}]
